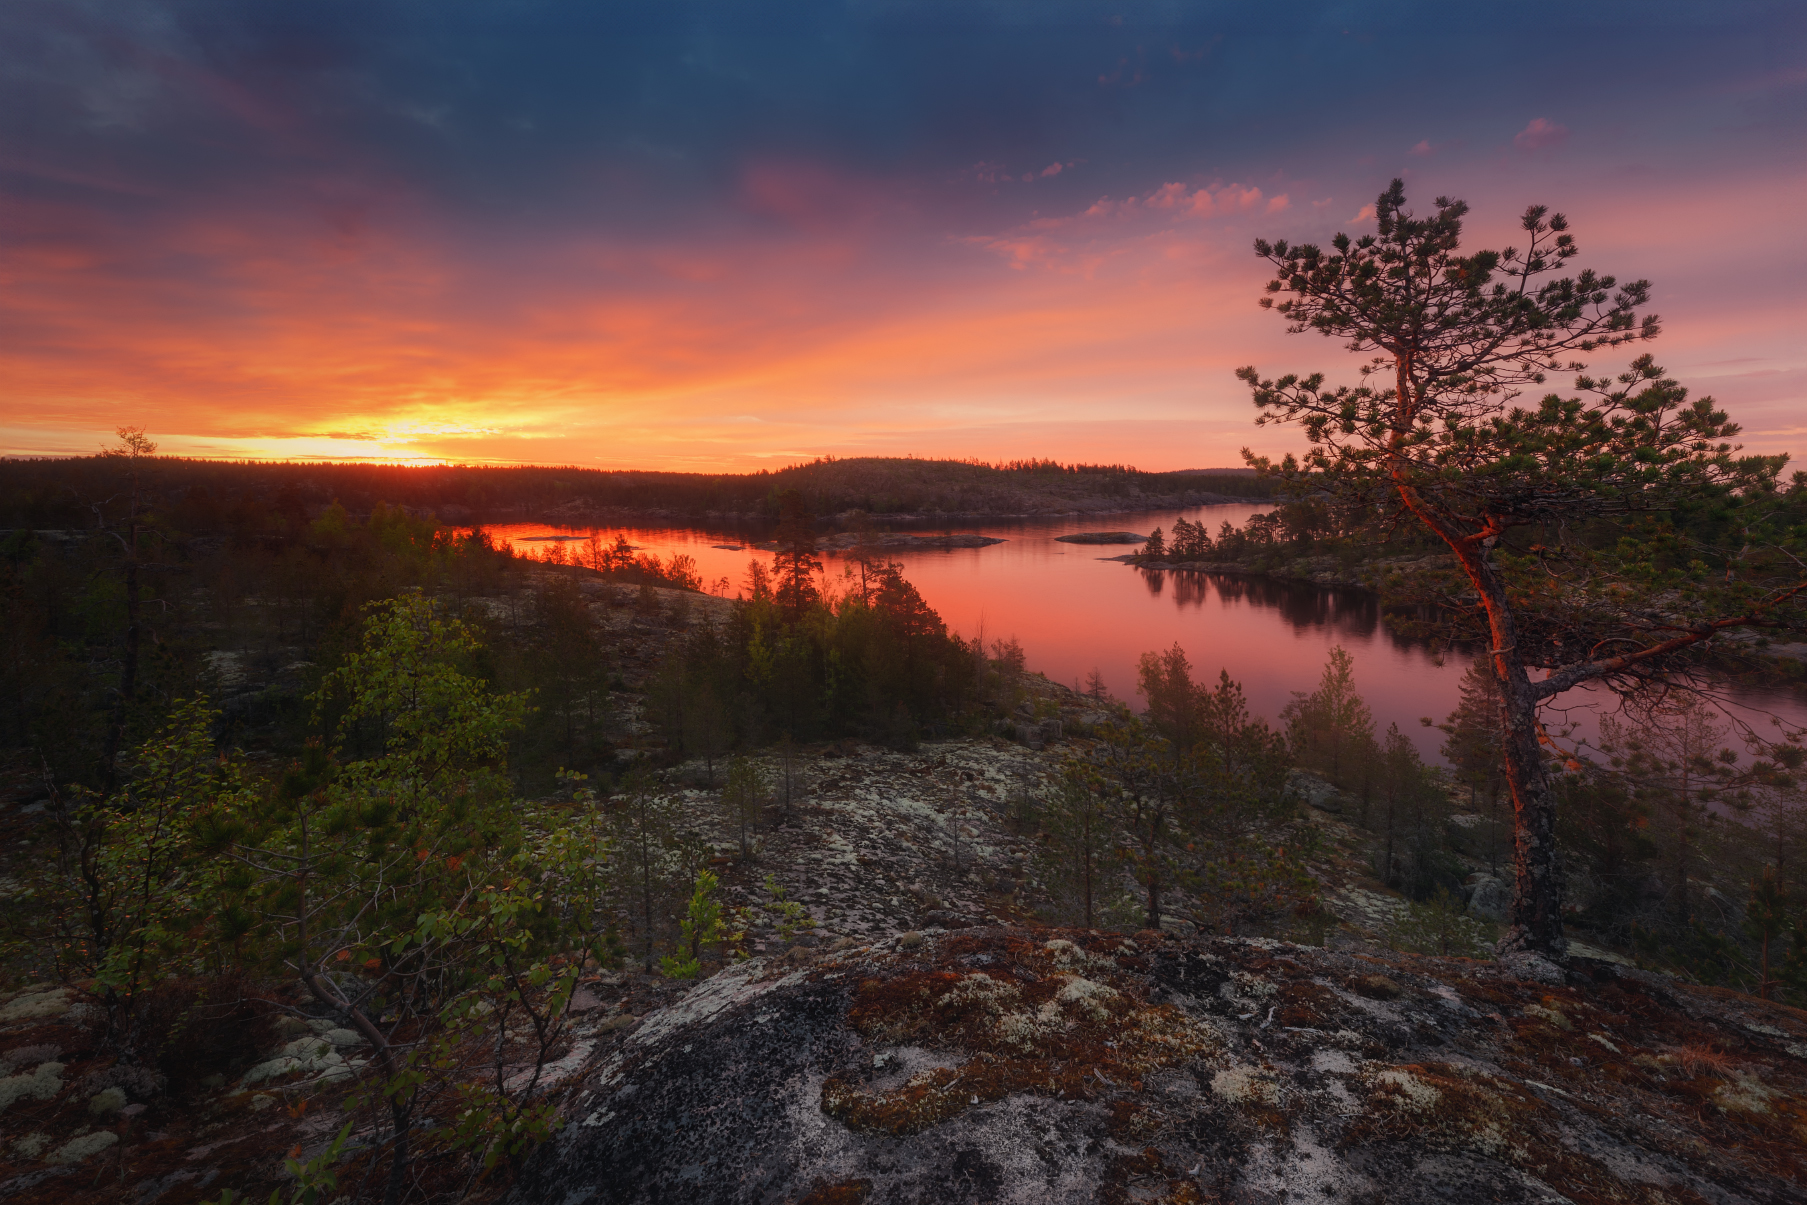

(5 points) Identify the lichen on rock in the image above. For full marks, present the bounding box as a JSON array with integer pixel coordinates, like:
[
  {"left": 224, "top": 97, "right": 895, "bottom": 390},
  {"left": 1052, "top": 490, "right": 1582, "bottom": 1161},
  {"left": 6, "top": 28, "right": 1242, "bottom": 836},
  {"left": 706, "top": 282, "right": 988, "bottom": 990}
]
[{"left": 508, "top": 927, "right": 1807, "bottom": 1205}]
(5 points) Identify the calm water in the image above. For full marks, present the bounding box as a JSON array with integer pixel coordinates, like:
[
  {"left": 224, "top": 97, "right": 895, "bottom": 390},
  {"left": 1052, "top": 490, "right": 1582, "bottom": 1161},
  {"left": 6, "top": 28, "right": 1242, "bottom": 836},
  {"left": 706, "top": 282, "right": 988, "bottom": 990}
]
[{"left": 486, "top": 506, "right": 1806, "bottom": 764}]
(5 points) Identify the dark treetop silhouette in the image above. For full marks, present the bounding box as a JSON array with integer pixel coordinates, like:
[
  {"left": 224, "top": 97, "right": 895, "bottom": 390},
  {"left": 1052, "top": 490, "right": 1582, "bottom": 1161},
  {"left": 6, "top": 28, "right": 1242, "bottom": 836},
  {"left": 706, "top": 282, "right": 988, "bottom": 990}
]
[{"left": 1240, "top": 180, "right": 1807, "bottom": 961}]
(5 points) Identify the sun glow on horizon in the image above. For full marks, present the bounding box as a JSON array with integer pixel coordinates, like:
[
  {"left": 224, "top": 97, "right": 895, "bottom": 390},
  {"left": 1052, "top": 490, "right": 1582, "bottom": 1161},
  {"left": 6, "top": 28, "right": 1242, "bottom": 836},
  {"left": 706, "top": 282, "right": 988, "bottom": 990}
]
[{"left": 3, "top": 6, "right": 1801, "bottom": 471}]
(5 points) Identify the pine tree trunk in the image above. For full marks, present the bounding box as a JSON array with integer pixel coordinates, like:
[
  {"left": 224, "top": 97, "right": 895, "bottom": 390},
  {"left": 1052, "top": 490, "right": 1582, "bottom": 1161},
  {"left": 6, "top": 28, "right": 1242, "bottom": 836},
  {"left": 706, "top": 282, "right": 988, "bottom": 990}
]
[
  {"left": 1390, "top": 359, "right": 1565, "bottom": 960},
  {"left": 1496, "top": 658, "right": 1566, "bottom": 959}
]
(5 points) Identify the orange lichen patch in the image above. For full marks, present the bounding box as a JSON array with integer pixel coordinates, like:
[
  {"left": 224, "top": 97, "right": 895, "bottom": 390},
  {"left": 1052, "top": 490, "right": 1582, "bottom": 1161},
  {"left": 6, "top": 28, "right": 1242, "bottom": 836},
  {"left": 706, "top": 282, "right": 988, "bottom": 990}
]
[
  {"left": 1274, "top": 981, "right": 1342, "bottom": 1029},
  {"left": 798, "top": 1178, "right": 873, "bottom": 1204},
  {"left": 1100, "top": 1146, "right": 1212, "bottom": 1205},
  {"left": 822, "top": 932, "right": 1220, "bottom": 1136}
]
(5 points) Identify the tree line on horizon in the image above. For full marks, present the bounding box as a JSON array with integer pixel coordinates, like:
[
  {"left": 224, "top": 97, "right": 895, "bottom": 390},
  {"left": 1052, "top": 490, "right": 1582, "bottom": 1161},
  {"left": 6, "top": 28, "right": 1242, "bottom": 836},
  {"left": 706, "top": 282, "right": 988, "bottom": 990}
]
[{"left": 0, "top": 452, "right": 1273, "bottom": 533}]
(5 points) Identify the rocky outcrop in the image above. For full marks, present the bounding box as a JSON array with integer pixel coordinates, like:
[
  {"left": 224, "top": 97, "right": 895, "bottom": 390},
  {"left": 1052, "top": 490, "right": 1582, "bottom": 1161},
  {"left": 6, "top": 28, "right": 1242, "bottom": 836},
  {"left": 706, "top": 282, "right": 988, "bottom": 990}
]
[{"left": 513, "top": 927, "right": 1807, "bottom": 1205}]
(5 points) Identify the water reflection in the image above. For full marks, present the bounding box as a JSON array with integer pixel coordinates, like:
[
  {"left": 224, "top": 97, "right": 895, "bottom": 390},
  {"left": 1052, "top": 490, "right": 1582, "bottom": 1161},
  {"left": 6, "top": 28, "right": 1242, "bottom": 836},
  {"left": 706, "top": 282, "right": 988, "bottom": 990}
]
[{"left": 485, "top": 507, "right": 1805, "bottom": 763}]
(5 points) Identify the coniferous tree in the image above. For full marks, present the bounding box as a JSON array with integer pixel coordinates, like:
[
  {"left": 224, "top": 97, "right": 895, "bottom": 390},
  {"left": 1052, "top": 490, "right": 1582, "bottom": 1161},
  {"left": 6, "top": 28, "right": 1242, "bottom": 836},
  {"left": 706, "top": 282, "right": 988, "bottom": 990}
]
[
  {"left": 1035, "top": 765, "right": 1123, "bottom": 928},
  {"left": 1280, "top": 647, "right": 1376, "bottom": 792},
  {"left": 772, "top": 489, "right": 822, "bottom": 620},
  {"left": 1137, "top": 643, "right": 1204, "bottom": 764},
  {"left": 722, "top": 754, "right": 769, "bottom": 859},
  {"left": 1439, "top": 657, "right": 1507, "bottom": 810},
  {"left": 1243, "top": 181, "right": 1807, "bottom": 957},
  {"left": 610, "top": 768, "right": 680, "bottom": 973}
]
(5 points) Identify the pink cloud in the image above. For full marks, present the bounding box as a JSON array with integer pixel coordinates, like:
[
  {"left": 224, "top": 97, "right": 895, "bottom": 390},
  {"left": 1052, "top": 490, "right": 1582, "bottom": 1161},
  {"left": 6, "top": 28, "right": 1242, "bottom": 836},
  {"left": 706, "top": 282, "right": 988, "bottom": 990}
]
[
  {"left": 1354, "top": 203, "right": 1376, "bottom": 221},
  {"left": 1265, "top": 194, "right": 1290, "bottom": 214},
  {"left": 1410, "top": 139, "right": 1435, "bottom": 156},
  {"left": 1040, "top": 162, "right": 1063, "bottom": 178},
  {"left": 740, "top": 160, "right": 900, "bottom": 231},
  {"left": 1514, "top": 117, "right": 1569, "bottom": 151}
]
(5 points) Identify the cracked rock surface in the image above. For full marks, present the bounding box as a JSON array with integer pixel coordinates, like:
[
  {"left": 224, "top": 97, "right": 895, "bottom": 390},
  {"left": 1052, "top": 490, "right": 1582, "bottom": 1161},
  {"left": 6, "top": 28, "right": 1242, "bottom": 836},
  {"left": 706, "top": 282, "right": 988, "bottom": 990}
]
[{"left": 513, "top": 928, "right": 1807, "bottom": 1205}]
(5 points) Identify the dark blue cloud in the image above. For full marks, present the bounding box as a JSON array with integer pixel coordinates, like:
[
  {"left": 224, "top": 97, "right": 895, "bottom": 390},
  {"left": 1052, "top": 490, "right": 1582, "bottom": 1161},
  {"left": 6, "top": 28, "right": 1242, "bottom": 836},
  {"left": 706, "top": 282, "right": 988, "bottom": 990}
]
[{"left": 4, "top": 0, "right": 1802, "bottom": 235}]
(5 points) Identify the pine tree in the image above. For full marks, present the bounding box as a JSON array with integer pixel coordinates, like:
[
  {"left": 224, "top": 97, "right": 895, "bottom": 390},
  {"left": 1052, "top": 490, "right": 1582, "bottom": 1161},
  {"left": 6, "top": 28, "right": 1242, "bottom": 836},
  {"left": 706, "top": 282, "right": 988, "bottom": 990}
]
[
  {"left": 1243, "top": 181, "right": 1807, "bottom": 958},
  {"left": 722, "top": 755, "right": 768, "bottom": 859},
  {"left": 1035, "top": 765, "right": 1121, "bottom": 928},
  {"left": 1137, "top": 643, "right": 1204, "bottom": 761},
  {"left": 772, "top": 489, "right": 822, "bottom": 619},
  {"left": 1280, "top": 647, "right": 1376, "bottom": 791}
]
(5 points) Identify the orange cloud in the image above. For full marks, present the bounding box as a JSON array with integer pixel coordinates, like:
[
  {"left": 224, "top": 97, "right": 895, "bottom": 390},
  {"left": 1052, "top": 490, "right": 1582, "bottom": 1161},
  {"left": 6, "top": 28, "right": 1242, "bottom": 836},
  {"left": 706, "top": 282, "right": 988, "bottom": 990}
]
[{"left": 3, "top": 158, "right": 1800, "bottom": 471}]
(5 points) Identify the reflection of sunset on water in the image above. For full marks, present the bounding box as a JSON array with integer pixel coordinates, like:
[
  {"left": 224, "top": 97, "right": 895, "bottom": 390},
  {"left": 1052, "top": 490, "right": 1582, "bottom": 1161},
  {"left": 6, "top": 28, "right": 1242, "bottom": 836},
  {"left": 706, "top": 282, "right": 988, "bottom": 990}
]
[
  {"left": 491, "top": 501, "right": 1807, "bottom": 765},
  {"left": 490, "top": 505, "right": 1465, "bottom": 758}
]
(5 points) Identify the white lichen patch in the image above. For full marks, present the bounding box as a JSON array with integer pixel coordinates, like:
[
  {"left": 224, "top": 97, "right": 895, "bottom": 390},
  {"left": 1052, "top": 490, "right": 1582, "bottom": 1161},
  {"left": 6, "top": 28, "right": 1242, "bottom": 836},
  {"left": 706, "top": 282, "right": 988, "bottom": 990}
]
[
  {"left": 1212, "top": 1065, "right": 1279, "bottom": 1106},
  {"left": 1587, "top": 1032, "right": 1620, "bottom": 1054},
  {"left": 1231, "top": 970, "right": 1277, "bottom": 1000},
  {"left": 1042, "top": 939, "right": 1114, "bottom": 974},
  {"left": 88, "top": 1086, "right": 127, "bottom": 1115},
  {"left": 939, "top": 972, "right": 1021, "bottom": 1019},
  {"left": 0, "top": 987, "right": 72, "bottom": 1024},
  {"left": 12, "top": 1132, "right": 48, "bottom": 1158},
  {"left": 1052, "top": 975, "right": 1119, "bottom": 1022},
  {"left": 48, "top": 1130, "right": 117, "bottom": 1165},
  {"left": 1713, "top": 1074, "right": 1778, "bottom": 1116},
  {"left": 240, "top": 1036, "right": 347, "bottom": 1086},
  {"left": 993, "top": 1011, "right": 1052, "bottom": 1050},
  {"left": 1367, "top": 1067, "right": 1442, "bottom": 1113},
  {"left": 1310, "top": 1048, "right": 1356, "bottom": 1075},
  {"left": 1522, "top": 1003, "right": 1572, "bottom": 1031},
  {"left": 0, "top": 1061, "right": 64, "bottom": 1112}
]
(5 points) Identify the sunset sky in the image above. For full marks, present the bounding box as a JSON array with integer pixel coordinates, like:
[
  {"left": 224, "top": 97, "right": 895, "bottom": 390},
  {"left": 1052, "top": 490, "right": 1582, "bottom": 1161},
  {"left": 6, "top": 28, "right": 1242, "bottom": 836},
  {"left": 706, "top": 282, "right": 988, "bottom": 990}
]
[{"left": 3, "top": 1, "right": 1803, "bottom": 471}]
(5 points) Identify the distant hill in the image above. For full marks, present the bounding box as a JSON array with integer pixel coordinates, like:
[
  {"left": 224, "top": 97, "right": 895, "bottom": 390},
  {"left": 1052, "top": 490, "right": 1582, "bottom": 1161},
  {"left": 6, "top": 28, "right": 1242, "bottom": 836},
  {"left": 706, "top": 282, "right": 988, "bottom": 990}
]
[{"left": 0, "top": 456, "right": 1275, "bottom": 528}]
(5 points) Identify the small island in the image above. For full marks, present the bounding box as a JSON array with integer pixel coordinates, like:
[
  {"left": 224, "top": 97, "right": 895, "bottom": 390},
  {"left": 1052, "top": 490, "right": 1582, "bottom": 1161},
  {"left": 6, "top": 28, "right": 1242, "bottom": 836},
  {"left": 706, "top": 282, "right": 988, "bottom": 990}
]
[
  {"left": 1054, "top": 531, "right": 1147, "bottom": 544},
  {"left": 755, "top": 531, "right": 1005, "bottom": 551}
]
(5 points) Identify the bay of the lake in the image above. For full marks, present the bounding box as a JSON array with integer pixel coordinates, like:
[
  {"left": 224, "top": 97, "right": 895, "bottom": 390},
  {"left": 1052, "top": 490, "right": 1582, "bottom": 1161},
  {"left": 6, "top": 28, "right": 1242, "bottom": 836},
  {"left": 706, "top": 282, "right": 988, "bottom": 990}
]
[{"left": 485, "top": 505, "right": 1805, "bottom": 764}]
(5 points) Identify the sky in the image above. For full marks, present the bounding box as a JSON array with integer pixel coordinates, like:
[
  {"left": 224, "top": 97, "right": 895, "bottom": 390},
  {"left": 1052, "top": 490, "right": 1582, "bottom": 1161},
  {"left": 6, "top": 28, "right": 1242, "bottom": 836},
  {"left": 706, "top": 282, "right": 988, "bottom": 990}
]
[{"left": 3, "top": 1, "right": 1803, "bottom": 471}]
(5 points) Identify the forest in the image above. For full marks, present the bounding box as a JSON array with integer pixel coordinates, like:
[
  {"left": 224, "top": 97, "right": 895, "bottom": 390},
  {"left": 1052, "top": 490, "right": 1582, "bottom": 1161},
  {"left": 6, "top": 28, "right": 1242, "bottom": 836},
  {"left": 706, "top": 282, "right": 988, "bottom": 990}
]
[
  {"left": 2, "top": 436, "right": 1806, "bottom": 1204},
  {"left": 0, "top": 454, "right": 1271, "bottom": 535}
]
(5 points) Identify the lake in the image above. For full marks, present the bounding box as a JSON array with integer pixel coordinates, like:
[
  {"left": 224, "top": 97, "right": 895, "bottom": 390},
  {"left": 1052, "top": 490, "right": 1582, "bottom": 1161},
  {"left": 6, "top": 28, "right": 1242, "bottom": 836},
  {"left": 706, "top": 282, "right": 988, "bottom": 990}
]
[{"left": 485, "top": 506, "right": 1805, "bottom": 764}]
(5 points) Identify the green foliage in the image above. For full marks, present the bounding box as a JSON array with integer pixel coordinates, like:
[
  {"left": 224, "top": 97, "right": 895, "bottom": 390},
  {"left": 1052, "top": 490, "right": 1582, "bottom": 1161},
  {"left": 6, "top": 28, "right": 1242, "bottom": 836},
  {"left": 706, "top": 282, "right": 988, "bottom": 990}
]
[
  {"left": 1280, "top": 646, "right": 1376, "bottom": 793},
  {"left": 1743, "top": 866, "right": 1790, "bottom": 1000},
  {"left": 1631, "top": 919, "right": 1754, "bottom": 989},
  {"left": 1033, "top": 765, "right": 1128, "bottom": 929},
  {"left": 556, "top": 530, "right": 702, "bottom": 589},
  {"left": 609, "top": 769, "right": 684, "bottom": 972},
  {"left": 1079, "top": 651, "right": 1296, "bottom": 931},
  {"left": 763, "top": 874, "right": 816, "bottom": 941},
  {"left": 10, "top": 698, "right": 259, "bottom": 1037},
  {"left": 660, "top": 869, "right": 735, "bottom": 979},
  {"left": 652, "top": 552, "right": 977, "bottom": 751},
  {"left": 1185, "top": 834, "right": 1323, "bottom": 940},
  {"left": 1384, "top": 887, "right": 1495, "bottom": 959},
  {"left": 722, "top": 755, "right": 770, "bottom": 858}
]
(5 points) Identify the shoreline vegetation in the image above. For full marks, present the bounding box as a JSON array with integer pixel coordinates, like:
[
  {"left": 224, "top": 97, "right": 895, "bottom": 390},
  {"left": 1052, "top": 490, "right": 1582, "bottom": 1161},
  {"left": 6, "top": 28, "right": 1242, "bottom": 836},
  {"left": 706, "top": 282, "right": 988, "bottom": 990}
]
[
  {"left": 1113, "top": 511, "right": 1807, "bottom": 693},
  {"left": 4, "top": 444, "right": 1807, "bottom": 1203}
]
